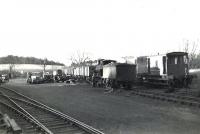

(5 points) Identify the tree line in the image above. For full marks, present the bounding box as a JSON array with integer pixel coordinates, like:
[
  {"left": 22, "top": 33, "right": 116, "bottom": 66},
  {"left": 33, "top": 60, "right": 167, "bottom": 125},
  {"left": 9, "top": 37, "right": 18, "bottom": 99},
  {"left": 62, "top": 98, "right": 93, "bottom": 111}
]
[
  {"left": 0, "top": 55, "right": 64, "bottom": 66},
  {"left": 184, "top": 40, "right": 200, "bottom": 69},
  {"left": 189, "top": 53, "right": 200, "bottom": 69}
]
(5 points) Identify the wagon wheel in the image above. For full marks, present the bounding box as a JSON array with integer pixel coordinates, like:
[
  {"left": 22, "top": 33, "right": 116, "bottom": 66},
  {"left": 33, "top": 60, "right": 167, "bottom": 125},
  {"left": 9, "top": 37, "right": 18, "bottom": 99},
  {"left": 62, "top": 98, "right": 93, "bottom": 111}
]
[
  {"left": 105, "top": 82, "right": 110, "bottom": 88},
  {"left": 166, "top": 79, "right": 175, "bottom": 93},
  {"left": 169, "top": 78, "right": 174, "bottom": 86},
  {"left": 105, "top": 79, "right": 110, "bottom": 88}
]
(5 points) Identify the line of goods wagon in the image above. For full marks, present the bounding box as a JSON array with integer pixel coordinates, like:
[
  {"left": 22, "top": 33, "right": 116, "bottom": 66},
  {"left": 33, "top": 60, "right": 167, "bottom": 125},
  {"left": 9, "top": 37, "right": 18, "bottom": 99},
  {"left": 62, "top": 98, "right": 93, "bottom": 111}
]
[
  {"left": 66, "top": 66, "right": 95, "bottom": 80},
  {"left": 66, "top": 51, "right": 192, "bottom": 88}
]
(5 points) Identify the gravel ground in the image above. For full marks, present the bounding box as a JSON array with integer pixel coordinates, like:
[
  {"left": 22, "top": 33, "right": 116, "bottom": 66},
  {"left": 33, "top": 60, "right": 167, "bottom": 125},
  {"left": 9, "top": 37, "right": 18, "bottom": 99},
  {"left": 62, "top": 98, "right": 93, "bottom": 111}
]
[
  {"left": 2, "top": 79, "right": 200, "bottom": 134},
  {"left": 0, "top": 129, "right": 6, "bottom": 134},
  {"left": 0, "top": 113, "right": 6, "bottom": 134}
]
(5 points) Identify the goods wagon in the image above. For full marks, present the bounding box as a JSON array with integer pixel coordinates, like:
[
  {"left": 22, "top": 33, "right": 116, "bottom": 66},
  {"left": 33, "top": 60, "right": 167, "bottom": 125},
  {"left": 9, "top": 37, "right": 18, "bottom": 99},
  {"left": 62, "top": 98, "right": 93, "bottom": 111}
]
[
  {"left": 74, "top": 67, "right": 80, "bottom": 76},
  {"left": 79, "top": 66, "right": 85, "bottom": 76},
  {"left": 137, "top": 54, "right": 166, "bottom": 76},
  {"left": 65, "top": 67, "right": 74, "bottom": 75},
  {"left": 102, "top": 63, "right": 136, "bottom": 88},
  {"left": 69, "top": 65, "right": 95, "bottom": 81},
  {"left": 84, "top": 66, "right": 95, "bottom": 77}
]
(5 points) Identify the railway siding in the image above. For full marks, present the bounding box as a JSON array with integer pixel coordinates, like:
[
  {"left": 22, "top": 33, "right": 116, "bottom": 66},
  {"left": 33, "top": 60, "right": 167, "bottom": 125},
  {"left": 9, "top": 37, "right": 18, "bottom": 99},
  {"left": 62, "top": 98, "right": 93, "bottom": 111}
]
[
  {"left": 0, "top": 86, "right": 105, "bottom": 134},
  {"left": 131, "top": 89, "right": 200, "bottom": 108}
]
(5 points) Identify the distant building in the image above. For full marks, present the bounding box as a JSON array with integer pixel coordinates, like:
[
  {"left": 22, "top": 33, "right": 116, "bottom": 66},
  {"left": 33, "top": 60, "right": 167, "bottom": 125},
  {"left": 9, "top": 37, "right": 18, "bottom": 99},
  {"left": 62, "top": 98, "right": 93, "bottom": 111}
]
[{"left": 0, "top": 64, "right": 64, "bottom": 72}]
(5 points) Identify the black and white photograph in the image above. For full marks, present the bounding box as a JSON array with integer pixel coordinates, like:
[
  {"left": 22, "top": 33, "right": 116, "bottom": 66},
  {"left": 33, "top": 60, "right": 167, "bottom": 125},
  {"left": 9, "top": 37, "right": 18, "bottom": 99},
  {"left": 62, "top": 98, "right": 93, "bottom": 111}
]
[{"left": 0, "top": 0, "right": 200, "bottom": 134}]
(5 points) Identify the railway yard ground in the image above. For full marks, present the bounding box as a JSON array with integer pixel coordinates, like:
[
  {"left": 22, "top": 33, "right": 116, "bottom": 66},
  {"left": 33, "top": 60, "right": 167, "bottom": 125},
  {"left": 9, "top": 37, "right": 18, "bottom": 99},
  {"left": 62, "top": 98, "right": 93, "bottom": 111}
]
[
  {"left": 0, "top": 129, "right": 6, "bottom": 134},
  {"left": 1, "top": 79, "right": 200, "bottom": 134}
]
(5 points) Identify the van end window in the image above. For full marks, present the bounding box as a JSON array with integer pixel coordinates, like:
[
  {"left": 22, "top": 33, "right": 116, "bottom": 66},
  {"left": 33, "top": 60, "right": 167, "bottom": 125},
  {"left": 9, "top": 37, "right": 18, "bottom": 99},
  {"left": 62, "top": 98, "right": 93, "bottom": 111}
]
[
  {"left": 184, "top": 55, "right": 188, "bottom": 64},
  {"left": 155, "top": 60, "right": 158, "bottom": 67},
  {"left": 175, "top": 57, "right": 178, "bottom": 64}
]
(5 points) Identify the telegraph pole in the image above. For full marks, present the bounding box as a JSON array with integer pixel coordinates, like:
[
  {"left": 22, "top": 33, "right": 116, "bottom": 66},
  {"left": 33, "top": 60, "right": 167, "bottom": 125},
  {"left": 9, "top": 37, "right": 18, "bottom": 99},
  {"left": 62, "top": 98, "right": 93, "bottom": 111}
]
[{"left": 43, "top": 58, "right": 47, "bottom": 72}]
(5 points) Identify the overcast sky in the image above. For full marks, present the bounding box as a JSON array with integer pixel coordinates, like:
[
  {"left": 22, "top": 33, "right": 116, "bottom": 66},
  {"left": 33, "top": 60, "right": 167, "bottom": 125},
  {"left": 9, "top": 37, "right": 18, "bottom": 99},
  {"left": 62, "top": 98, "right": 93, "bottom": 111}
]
[{"left": 0, "top": 0, "right": 200, "bottom": 65}]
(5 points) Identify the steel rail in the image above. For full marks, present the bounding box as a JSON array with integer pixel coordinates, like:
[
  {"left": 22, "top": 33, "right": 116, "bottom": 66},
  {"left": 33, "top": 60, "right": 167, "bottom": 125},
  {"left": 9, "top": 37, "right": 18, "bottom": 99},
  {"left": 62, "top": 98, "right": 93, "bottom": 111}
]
[
  {"left": 0, "top": 86, "right": 105, "bottom": 134},
  {"left": 9, "top": 97, "right": 91, "bottom": 133},
  {"left": 133, "top": 86, "right": 200, "bottom": 101},
  {"left": 131, "top": 89, "right": 200, "bottom": 108},
  {"left": 133, "top": 89, "right": 200, "bottom": 102},
  {"left": 0, "top": 101, "right": 50, "bottom": 134},
  {"left": 0, "top": 93, "right": 53, "bottom": 134}
]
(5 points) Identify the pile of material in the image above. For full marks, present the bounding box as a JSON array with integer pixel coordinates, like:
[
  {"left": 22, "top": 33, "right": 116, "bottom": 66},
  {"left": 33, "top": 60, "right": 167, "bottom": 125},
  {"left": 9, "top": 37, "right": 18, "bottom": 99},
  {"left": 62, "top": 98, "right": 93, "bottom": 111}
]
[{"left": 0, "top": 111, "right": 22, "bottom": 134}]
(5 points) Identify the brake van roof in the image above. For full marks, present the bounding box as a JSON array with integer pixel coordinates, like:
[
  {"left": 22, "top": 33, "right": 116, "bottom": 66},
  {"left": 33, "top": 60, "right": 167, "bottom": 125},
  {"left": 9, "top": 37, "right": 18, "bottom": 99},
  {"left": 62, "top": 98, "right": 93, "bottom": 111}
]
[{"left": 166, "top": 52, "right": 188, "bottom": 56}]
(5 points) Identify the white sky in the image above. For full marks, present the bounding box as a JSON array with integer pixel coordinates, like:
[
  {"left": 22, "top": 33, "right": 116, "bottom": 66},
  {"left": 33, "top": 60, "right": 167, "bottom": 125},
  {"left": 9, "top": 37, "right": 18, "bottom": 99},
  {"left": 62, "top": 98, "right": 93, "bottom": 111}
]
[{"left": 0, "top": 0, "right": 200, "bottom": 65}]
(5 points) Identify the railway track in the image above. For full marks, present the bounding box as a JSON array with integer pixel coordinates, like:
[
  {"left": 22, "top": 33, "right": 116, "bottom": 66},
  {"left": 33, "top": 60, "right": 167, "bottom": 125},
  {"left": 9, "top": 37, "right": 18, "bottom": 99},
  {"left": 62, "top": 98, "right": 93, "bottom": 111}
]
[
  {"left": 87, "top": 80, "right": 200, "bottom": 108},
  {"left": 0, "top": 100, "right": 45, "bottom": 134},
  {"left": 130, "top": 88, "right": 200, "bottom": 108},
  {"left": 0, "top": 86, "right": 105, "bottom": 134}
]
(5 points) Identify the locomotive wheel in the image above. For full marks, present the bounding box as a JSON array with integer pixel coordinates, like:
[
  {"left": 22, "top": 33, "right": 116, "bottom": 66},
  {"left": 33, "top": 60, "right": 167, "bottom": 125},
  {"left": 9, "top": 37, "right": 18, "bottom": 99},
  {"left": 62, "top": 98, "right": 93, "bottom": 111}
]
[{"left": 165, "top": 80, "right": 175, "bottom": 93}]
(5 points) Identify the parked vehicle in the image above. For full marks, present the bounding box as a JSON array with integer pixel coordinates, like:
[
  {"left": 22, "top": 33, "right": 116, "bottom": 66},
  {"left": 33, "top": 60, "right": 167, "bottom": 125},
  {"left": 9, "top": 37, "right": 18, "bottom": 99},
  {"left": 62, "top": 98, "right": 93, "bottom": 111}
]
[
  {"left": 53, "top": 69, "right": 66, "bottom": 82},
  {"left": 27, "top": 72, "right": 43, "bottom": 84},
  {"left": 0, "top": 76, "right": 2, "bottom": 84},
  {"left": 1, "top": 74, "right": 9, "bottom": 83},
  {"left": 43, "top": 73, "right": 54, "bottom": 83}
]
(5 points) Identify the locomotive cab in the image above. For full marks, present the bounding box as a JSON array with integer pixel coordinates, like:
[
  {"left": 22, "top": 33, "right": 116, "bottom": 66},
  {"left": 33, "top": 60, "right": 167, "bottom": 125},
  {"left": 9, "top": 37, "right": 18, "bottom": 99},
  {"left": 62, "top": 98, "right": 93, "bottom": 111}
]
[{"left": 95, "top": 59, "right": 117, "bottom": 77}]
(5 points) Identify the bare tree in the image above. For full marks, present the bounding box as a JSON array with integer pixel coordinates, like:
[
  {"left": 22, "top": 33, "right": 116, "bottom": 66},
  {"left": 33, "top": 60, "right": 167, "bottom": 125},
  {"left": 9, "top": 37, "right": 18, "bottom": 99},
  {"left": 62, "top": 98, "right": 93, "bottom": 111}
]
[
  {"left": 183, "top": 40, "right": 199, "bottom": 68},
  {"left": 121, "top": 56, "right": 135, "bottom": 64},
  {"left": 70, "top": 51, "right": 90, "bottom": 66},
  {"left": 184, "top": 40, "right": 198, "bottom": 54}
]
